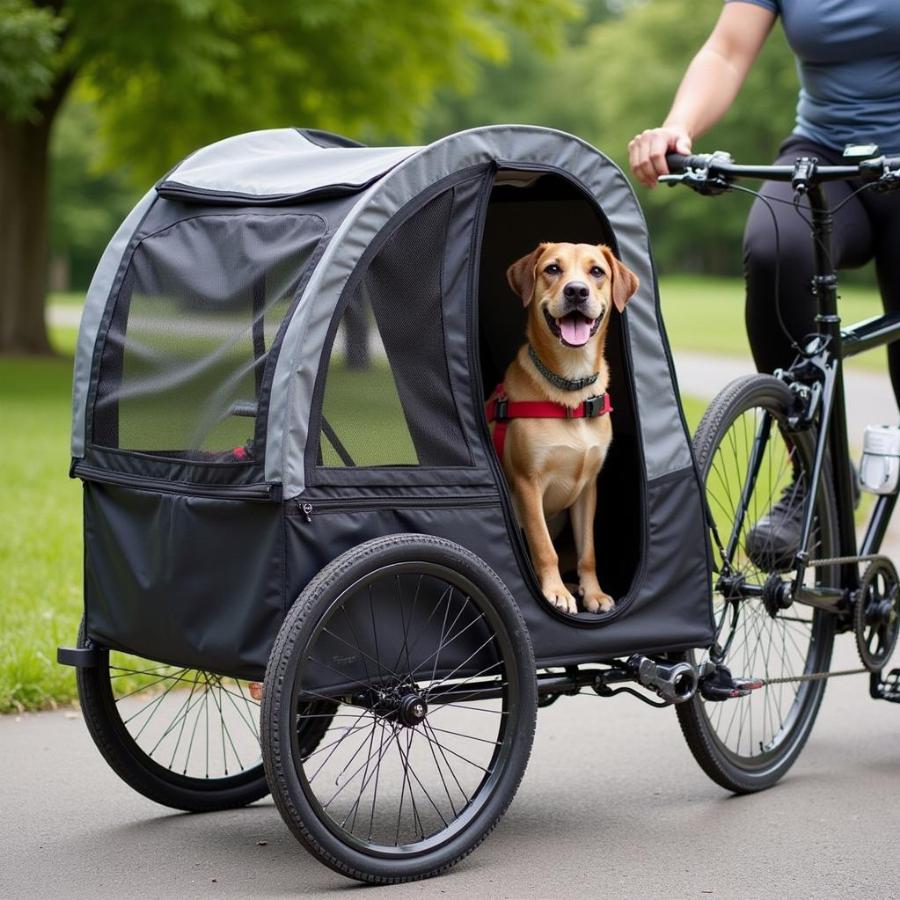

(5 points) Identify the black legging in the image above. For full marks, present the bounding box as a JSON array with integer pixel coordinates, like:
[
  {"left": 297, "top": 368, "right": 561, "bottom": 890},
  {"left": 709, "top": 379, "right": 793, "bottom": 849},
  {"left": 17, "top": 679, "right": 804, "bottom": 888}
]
[{"left": 744, "top": 135, "right": 900, "bottom": 412}]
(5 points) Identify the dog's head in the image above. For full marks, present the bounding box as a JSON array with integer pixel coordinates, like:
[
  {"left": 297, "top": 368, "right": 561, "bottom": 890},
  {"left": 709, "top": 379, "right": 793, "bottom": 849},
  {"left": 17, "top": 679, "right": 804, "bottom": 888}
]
[{"left": 506, "top": 242, "right": 639, "bottom": 352}]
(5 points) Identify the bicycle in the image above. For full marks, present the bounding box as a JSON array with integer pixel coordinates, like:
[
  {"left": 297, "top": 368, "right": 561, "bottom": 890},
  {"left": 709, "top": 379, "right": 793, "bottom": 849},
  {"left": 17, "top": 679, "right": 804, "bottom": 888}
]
[{"left": 663, "top": 149, "right": 900, "bottom": 792}]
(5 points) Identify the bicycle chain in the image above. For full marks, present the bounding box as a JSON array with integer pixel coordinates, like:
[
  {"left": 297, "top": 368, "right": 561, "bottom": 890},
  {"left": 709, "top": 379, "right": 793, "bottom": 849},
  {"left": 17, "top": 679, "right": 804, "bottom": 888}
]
[
  {"left": 761, "top": 667, "right": 868, "bottom": 685},
  {"left": 803, "top": 553, "right": 890, "bottom": 569}
]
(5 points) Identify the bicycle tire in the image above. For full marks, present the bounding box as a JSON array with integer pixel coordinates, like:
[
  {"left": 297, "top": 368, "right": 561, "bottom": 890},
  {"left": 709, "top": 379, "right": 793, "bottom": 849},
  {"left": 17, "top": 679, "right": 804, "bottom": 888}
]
[{"left": 678, "top": 374, "right": 838, "bottom": 793}]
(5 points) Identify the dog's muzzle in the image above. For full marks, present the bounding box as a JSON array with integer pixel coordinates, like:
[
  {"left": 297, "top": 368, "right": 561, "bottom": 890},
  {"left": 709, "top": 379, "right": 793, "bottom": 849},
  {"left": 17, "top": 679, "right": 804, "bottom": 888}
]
[{"left": 543, "top": 306, "right": 601, "bottom": 348}]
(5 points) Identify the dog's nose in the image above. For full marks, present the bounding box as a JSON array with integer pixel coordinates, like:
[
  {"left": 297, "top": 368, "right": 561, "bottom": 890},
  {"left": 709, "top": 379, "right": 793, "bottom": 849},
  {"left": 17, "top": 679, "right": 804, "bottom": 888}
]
[{"left": 563, "top": 281, "right": 590, "bottom": 304}]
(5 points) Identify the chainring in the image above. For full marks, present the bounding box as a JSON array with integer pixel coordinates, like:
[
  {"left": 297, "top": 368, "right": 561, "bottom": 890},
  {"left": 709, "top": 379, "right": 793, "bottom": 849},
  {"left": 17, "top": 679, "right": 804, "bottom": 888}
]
[{"left": 854, "top": 558, "right": 900, "bottom": 672}]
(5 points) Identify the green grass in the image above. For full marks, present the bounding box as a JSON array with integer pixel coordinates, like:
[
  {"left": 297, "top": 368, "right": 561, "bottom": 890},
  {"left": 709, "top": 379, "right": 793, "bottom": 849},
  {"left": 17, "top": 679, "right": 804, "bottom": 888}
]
[
  {"left": 0, "top": 352, "right": 83, "bottom": 711},
  {"left": 658, "top": 274, "right": 885, "bottom": 371},
  {"left": 51, "top": 291, "right": 87, "bottom": 308}
]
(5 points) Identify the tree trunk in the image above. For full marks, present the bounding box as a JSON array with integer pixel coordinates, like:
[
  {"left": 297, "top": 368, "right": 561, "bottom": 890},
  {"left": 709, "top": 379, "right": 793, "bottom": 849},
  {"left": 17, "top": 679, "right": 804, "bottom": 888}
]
[{"left": 0, "top": 112, "right": 56, "bottom": 354}]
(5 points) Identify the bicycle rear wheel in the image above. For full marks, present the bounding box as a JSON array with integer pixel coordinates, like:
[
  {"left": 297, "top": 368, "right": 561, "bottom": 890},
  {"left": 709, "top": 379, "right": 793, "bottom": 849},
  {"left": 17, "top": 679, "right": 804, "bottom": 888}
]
[{"left": 679, "top": 374, "right": 838, "bottom": 793}]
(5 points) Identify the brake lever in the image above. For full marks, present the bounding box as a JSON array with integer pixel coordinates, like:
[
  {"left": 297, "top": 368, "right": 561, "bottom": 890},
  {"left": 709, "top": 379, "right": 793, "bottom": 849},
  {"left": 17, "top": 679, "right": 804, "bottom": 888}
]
[
  {"left": 872, "top": 171, "right": 900, "bottom": 193},
  {"left": 659, "top": 171, "right": 731, "bottom": 196},
  {"left": 858, "top": 156, "right": 900, "bottom": 192}
]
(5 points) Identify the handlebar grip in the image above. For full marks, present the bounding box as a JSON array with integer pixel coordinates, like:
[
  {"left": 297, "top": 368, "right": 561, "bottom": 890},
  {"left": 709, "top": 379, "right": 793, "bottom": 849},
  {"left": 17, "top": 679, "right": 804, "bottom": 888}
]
[
  {"left": 665, "top": 152, "right": 713, "bottom": 173},
  {"left": 858, "top": 156, "right": 900, "bottom": 181},
  {"left": 665, "top": 152, "right": 691, "bottom": 173}
]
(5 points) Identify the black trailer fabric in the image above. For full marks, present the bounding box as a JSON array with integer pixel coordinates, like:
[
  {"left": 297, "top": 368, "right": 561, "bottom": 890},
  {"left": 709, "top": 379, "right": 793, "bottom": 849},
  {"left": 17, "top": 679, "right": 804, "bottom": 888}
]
[
  {"left": 83, "top": 481, "right": 285, "bottom": 679},
  {"left": 74, "top": 125, "right": 715, "bottom": 683}
]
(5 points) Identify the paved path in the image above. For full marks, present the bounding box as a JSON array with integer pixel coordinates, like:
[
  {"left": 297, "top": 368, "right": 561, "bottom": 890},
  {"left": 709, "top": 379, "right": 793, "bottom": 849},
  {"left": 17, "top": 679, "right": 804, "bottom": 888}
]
[{"left": 2, "top": 634, "right": 899, "bottom": 900}]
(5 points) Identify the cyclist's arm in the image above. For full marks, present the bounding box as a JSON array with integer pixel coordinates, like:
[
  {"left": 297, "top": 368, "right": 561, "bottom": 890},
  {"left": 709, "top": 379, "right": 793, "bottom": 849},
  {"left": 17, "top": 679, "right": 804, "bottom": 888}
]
[{"left": 629, "top": 3, "right": 776, "bottom": 188}]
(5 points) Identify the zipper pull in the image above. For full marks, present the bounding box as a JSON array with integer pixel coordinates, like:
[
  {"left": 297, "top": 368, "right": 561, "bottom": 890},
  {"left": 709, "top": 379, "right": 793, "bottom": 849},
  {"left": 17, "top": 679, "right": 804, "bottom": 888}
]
[{"left": 297, "top": 501, "right": 313, "bottom": 522}]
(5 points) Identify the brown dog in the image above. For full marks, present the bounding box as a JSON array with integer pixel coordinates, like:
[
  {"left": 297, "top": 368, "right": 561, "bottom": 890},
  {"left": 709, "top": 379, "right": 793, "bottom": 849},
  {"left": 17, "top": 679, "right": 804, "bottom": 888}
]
[{"left": 490, "top": 242, "right": 639, "bottom": 614}]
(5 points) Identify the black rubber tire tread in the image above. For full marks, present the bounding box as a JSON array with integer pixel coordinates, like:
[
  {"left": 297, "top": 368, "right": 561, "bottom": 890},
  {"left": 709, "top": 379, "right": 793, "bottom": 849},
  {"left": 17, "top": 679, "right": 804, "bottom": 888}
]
[
  {"left": 76, "top": 620, "right": 270, "bottom": 812},
  {"left": 261, "top": 534, "right": 538, "bottom": 885},
  {"left": 678, "top": 374, "right": 838, "bottom": 794}
]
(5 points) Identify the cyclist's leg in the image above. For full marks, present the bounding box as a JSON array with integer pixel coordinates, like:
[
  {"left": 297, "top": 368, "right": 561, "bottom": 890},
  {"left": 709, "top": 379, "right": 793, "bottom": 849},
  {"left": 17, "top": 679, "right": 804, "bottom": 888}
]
[
  {"left": 741, "top": 137, "right": 873, "bottom": 562},
  {"left": 861, "top": 187, "right": 900, "bottom": 414},
  {"left": 743, "top": 136, "right": 873, "bottom": 377}
]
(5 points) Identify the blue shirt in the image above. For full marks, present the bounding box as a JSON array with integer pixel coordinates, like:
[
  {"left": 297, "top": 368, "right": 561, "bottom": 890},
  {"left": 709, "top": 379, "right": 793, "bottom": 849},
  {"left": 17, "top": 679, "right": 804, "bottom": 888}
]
[{"left": 728, "top": 1, "right": 900, "bottom": 154}]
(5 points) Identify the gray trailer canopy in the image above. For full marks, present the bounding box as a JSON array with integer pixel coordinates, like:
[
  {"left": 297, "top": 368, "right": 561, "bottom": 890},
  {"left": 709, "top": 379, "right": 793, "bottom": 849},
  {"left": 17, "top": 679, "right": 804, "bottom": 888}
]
[{"left": 71, "top": 125, "right": 691, "bottom": 498}]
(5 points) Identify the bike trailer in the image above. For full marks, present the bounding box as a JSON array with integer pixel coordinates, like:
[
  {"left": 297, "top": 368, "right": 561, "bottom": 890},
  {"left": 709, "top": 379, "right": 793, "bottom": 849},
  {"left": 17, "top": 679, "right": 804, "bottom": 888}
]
[{"left": 69, "top": 125, "right": 714, "bottom": 681}]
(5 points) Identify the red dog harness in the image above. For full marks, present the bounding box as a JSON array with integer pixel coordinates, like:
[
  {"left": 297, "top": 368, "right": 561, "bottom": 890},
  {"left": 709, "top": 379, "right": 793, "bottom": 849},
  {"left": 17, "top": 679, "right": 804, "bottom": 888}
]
[{"left": 484, "top": 383, "right": 613, "bottom": 459}]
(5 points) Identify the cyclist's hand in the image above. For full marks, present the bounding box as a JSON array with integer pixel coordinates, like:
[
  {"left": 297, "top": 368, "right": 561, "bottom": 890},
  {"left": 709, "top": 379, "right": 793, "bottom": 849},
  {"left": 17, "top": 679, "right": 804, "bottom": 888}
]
[{"left": 629, "top": 127, "right": 693, "bottom": 188}]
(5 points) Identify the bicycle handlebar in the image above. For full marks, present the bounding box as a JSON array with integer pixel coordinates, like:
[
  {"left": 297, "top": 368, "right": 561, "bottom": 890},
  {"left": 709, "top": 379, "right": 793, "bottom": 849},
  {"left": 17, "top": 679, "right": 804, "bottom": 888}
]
[{"left": 665, "top": 151, "right": 900, "bottom": 185}]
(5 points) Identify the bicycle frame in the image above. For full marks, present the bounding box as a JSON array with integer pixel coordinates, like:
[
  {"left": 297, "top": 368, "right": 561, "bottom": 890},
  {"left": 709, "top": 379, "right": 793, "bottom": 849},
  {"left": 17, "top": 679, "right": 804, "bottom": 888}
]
[{"left": 728, "top": 165, "right": 900, "bottom": 613}]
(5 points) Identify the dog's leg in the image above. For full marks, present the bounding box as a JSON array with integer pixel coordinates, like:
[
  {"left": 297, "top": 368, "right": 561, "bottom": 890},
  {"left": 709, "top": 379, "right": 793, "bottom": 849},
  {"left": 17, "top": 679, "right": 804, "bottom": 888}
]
[
  {"left": 513, "top": 477, "right": 578, "bottom": 614},
  {"left": 571, "top": 479, "right": 614, "bottom": 613}
]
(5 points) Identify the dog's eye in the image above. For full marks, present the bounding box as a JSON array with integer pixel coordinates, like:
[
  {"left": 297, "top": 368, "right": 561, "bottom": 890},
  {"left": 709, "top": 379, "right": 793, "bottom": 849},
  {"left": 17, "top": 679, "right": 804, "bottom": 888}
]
[
  {"left": 544, "top": 263, "right": 561, "bottom": 275},
  {"left": 589, "top": 265, "right": 605, "bottom": 278}
]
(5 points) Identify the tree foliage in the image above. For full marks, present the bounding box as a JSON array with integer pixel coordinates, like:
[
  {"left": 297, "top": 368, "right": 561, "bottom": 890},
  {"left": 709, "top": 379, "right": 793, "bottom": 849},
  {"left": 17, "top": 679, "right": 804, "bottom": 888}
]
[
  {"left": 1, "top": 0, "right": 579, "bottom": 347},
  {"left": 54, "top": 0, "right": 577, "bottom": 182},
  {"left": 49, "top": 92, "right": 138, "bottom": 288},
  {"left": 581, "top": 0, "right": 797, "bottom": 274},
  {"left": 423, "top": 0, "right": 800, "bottom": 275},
  {"left": 0, "top": 0, "right": 62, "bottom": 121}
]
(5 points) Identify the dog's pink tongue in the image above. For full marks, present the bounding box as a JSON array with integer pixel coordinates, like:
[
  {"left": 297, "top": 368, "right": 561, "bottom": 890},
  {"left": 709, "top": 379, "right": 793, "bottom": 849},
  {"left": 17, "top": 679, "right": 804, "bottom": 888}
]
[{"left": 559, "top": 314, "right": 591, "bottom": 346}]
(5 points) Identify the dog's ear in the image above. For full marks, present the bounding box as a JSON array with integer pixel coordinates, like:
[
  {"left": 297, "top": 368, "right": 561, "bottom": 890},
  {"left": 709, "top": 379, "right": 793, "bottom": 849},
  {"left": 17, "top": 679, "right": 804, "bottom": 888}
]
[
  {"left": 599, "top": 245, "right": 640, "bottom": 313},
  {"left": 506, "top": 246, "right": 544, "bottom": 307}
]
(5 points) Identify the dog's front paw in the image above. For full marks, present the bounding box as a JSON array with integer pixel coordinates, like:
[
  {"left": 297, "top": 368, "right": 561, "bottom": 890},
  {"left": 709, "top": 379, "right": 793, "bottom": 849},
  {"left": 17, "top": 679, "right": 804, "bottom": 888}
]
[
  {"left": 581, "top": 588, "right": 615, "bottom": 614},
  {"left": 542, "top": 581, "right": 578, "bottom": 615}
]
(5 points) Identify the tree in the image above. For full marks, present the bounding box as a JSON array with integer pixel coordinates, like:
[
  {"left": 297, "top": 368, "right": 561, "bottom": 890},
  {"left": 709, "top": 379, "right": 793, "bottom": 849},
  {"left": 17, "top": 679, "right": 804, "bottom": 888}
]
[
  {"left": 421, "top": 0, "right": 800, "bottom": 276},
  {"left": 579, "top": 0, "right": 797, "bottom": 275},
  {"left": 49, "top": 92, "right": 138, "bottom": 292},
  {"left": 422, "top": 0, "right": 613, "bottom": 143},
  {"left": 0, "top": 0, "right": 577, "bottom": 354},
  {"left": 0, "top": 1, "right": 65, "bottom": 353}
]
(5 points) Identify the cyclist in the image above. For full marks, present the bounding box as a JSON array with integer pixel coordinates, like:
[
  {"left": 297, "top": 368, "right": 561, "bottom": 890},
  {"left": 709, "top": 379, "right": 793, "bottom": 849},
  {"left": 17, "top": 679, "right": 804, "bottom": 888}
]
[{"left": 628, "top": 1, "right": 900, "bottom": 561}]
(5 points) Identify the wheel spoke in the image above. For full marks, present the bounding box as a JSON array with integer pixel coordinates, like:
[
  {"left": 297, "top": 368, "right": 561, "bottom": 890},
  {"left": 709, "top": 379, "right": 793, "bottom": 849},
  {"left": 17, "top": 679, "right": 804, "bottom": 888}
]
[{"left": 286, "top": 558, "right": 526, "bottom": 858}]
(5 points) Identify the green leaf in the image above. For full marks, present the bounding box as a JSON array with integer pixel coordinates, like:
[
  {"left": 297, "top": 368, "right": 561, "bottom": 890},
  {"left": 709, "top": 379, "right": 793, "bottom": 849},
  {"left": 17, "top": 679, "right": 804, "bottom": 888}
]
[{"left": 0, "top": 0, "right": 64, "bottom": 121}]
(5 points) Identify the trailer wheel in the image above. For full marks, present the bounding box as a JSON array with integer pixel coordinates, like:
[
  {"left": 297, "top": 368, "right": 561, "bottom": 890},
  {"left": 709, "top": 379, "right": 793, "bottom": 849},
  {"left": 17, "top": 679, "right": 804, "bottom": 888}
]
[
  {"left": 76, "top": 621, "right": 334, "bottom": 811},
  {"left": 262, "top": 534, "right": 537, "bottom": 884}
]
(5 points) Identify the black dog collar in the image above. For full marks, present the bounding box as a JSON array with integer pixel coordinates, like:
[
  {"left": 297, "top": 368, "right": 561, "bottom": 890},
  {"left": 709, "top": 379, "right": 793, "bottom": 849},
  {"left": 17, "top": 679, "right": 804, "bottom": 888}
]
[{"left": 527, "top": 344, "right": 599, "bottom": 392}]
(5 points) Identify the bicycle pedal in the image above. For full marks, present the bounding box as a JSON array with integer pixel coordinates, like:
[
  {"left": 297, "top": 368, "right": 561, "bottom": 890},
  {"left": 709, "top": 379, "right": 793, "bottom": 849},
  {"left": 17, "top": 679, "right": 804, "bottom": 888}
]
[
  {"left": 699, "top": 664, "right": 765, "bottom": 702},
  {"left": 872, "top": 668, "right": 900, "bottom": 703}
]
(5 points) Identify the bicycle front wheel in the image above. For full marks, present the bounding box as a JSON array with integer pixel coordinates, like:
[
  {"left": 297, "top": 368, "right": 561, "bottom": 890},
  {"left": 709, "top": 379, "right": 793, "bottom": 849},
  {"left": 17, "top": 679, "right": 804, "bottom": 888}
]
[{"left": 679, "top": 374, "right": 838, "bottom": 793}]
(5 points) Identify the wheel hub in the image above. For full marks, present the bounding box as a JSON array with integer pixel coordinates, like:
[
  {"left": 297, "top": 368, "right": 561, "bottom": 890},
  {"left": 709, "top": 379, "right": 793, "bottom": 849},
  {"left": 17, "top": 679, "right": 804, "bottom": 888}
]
[
  {"left": 398, "top": 693, "right": 428, "bottom": 727},
  {"left": 762, "top": 573, "right": 794, "bottom": 618}
]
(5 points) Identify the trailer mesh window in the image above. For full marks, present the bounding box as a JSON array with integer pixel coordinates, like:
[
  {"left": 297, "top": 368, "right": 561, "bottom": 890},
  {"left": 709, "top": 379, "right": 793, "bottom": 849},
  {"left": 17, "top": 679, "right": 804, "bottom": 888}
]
[
  {"left": 91, "top": 213, "right": 323, "bottom": 459},
  {"left": 317, "top": 191, "right": 470, "bottom": 467}
]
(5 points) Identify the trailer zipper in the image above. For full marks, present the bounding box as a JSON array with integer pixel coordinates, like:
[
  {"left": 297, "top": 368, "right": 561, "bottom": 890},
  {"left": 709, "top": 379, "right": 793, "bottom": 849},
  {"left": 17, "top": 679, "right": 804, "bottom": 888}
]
[
  {"left": 72, "top": 463, "right": 276, "bottom": 501},
  {"left": 157, "top": 182, "right": 368, "bottom": 206},
  {"left": 295, "top": 494, "right": 498, "bottom": 522}
]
